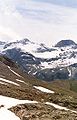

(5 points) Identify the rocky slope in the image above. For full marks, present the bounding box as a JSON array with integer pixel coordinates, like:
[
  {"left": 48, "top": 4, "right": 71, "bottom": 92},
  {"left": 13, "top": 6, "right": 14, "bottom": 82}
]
[{"left": 0, "top": 55, "right": 77, "bottom": 119}]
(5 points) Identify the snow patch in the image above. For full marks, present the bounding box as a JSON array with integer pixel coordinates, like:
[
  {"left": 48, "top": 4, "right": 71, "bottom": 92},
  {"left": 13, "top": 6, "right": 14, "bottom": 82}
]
[
  {"left": 0, "top": 95, "right": 38, "bottom": 109},
  {"left": 46, "top": 102, "right": 77, "bottom": 113},
  {"left": 34, "top": 86, "right": 54, "bottom": 93},
  {"left": 68, "top": 68, "right": 72, "bottom": 77},
  {"left": 16, "top": 79, "right": 25, "bottom": 83},
  {"left": 0, "top": 78, "right": 19, "bottom": 86},
  {"left": 33, "top": 71, "right": 37, "bottom": 75},
  {"left": 46, "top": 102, "right": 69, "bottom": 110},
  {"left": 0, "top": 81, "right": 7, "bottom": 85},
  {"left": 8, "top": 66, "right": 21, "bottom": 77},
  {"left": 16, "top": 79, "right": 28, "bottom": 85},
  {"left": 28, "top": 70, "right": 31, "bottom": 74}
]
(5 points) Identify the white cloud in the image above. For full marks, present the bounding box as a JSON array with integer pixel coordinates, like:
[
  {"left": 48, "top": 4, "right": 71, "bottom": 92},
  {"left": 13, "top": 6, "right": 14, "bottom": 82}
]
[{"left": 0, "top": 0, "right": 77, "bottom": 46}]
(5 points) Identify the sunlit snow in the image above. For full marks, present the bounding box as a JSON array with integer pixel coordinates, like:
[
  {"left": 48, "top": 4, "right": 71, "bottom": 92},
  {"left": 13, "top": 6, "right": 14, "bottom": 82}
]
[
  {"left": 0, "top": 95, "right": 38, "bottom": 120},
  {"left": 0, "top": 78, "right": 19, "bottom": 86},
  {"left": 34, "top": 86, "right": 54, "bottom": 93},
  {"left": 8, "top": 66, "right": 21, "bottom": 77},
  {"left": 0, "top": 108, "right": 20, "bottom": 120},
  {"left": 46, "top": 102, "right": 77, "bottom": 113},
  {"left": 16, "top": 79, "right": 25, "bottom": 83},
  {"left": 0, "top": 81, "right": 7, "bottom": 85}
]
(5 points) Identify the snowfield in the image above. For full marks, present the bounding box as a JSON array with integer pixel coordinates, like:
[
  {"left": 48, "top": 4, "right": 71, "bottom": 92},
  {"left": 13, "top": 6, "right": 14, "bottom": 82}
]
[
  {"left": 0, "top": 95, "right": 38, "bottom": 109},
  {"left": 34, "top": 86, "right": 55, "bottom": 93},
  {"left": 0, "top": 95, "right": 38, "bottom": 120},
  {"left": 0, "top": 108, "right": 20, "bottom": 120}
]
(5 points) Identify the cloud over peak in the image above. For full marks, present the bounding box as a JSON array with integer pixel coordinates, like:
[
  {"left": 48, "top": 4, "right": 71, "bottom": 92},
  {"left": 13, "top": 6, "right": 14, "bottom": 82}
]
[{"left": 0, "top": 0, "right": 77, "bottom": 46}]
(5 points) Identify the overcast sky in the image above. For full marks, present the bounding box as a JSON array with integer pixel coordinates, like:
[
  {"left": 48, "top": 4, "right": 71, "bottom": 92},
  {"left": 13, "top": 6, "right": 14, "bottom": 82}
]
[{"left": 0, "top": 0, "right": 77, "bottom": 46}]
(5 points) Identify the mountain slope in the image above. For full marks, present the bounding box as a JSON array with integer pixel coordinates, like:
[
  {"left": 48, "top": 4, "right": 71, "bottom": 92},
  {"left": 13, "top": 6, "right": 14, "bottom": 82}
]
[{"left": 0, "top": 55, "right": 77, "bottom": 119}]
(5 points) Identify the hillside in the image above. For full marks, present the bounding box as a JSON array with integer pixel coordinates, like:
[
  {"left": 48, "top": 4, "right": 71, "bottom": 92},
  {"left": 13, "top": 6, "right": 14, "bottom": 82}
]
[{"left": 0, "top": 55, "right": 77, "bottom": 119}]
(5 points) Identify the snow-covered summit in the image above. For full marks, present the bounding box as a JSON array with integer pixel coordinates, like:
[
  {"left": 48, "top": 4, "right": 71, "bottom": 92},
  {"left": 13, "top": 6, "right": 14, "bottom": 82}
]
[{"left": 3, "top": 38, "right": 52, "bottom": 55}]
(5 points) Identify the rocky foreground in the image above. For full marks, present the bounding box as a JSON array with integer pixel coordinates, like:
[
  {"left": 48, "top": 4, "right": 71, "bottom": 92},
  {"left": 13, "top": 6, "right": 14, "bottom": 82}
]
[{"left": 10, "top": 103, "right": 77, "bottom": 120}]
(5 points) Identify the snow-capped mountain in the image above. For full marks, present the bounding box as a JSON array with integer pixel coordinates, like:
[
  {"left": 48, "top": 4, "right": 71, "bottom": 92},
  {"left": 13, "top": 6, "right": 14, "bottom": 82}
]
[{"left": 1, "top": 39, "right": 77, "bottom": 81}]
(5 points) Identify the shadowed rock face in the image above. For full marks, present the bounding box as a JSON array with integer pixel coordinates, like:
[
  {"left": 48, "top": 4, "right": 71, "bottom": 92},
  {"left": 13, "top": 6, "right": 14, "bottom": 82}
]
[{"left": 55, "top": 40, "right": 76, "bottom": 47}]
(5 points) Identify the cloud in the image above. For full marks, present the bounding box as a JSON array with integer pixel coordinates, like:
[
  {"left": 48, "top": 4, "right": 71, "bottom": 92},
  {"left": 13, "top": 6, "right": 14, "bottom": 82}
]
[
  {"left": 32, "top": 0, "right": 77, "bottom": 8},
  {"left": 0, "top": 0, "right": 77, "bottom": 46}
]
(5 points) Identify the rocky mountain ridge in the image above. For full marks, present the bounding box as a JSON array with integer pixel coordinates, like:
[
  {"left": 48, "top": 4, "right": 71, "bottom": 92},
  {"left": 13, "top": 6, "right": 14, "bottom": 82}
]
[{"left": 1, "top": 39, "right": 77, "bottom": 81}]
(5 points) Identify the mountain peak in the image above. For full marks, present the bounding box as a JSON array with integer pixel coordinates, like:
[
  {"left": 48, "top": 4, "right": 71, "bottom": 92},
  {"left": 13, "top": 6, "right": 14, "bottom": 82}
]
[
  {"left": 18, "top": 38, "right": 30, "bottom": 44},
  {"left": 55, "top": 39, "right": 76, "bottom": 47},
  {"left": 0, "top": 41, "right": 6, "bottom": 45}
]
